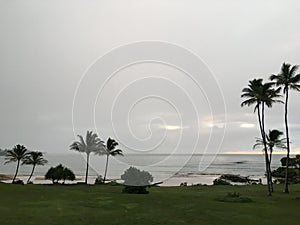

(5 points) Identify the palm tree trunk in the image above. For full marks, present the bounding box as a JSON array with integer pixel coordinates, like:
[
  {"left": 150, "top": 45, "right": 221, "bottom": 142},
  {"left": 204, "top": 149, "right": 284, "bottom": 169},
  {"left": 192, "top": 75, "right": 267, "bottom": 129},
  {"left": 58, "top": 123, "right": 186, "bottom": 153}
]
[
  {"left": 262, "top": 103, "right": 272, "bottom": 195},
  {"left": 258, "top": 104, "right": 272, "bottom": 195},
  {"left": 85, "top": 153, "right": 90, "bottom": 184},
  {"left": 27, "top": 164, "right": 36, "bottom": 184},
  {"left": 284, "top": 89, "right": 290, "bottom": 193},
  {"left": 103, "top": 154, "right": 109, "bottom": 183},
  {"left": 12, "top": 160, "right": 20, "bottom": 183},
  {"left": 269, "top": 148, "right": 273, "bottom": 192}
]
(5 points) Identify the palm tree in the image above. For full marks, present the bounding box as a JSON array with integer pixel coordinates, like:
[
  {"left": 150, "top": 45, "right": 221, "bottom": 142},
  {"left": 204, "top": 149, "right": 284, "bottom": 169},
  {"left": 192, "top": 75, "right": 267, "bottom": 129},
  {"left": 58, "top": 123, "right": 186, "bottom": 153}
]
[
  {"left": 22, "top": 151, "right": 48, "bottom": 184},
  {"left": 254, "top": 129, "right": 286, "bottom": 190},
  {"left": 4, "top": 144, "right": 30, "bottom": 183},
  {"left": 270, "top": 62, "right": 300, "bottom": 193},
  {"left": 241, "top": 78, "right": 282, "bottom": 195},
  {"left": 70, "top": 131, "right": 105, "bottom": 184},
  {"left": 101, "top": 138, "right": 123, "bottom": 183}
]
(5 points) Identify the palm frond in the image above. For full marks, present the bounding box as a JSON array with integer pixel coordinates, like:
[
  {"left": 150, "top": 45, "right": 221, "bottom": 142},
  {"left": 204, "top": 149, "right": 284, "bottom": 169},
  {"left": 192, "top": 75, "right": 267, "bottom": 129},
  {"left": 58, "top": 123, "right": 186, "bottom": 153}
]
[
  {"left": 22, "top": 151, "right": 48, "bottom": 165},
  {"left": 4, "top": 145, "right": 29, "bottom": 164}
]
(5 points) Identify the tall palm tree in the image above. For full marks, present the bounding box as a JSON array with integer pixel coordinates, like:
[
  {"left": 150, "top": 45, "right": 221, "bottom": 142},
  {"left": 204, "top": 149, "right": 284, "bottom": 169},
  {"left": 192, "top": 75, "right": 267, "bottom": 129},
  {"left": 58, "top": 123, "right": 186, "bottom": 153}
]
[
  {"left": 22, "top": 151, "right": 48, "bottom": 184},
  {"left": 270, "top": 63, "right": 300, "bottom": 193},
  {"left": 101, "top": 138, "right": 123, "bottom": 183},
  {"left": 4, "top": 144, "right": 30, "bottom": 183},
  {"left": 70, "top": 131, "right": 105, "bottom": 184},
  {"left": 254, "top": 129, "right": 286, "bottom": 190},
  {"left": 241, "top": 78, "right": 282, "bottom": 195}
]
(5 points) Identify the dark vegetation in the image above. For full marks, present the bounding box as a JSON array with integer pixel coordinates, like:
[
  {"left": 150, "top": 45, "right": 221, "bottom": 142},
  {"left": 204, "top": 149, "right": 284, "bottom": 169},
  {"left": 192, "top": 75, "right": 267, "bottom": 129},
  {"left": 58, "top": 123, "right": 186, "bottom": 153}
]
[
  {"left": 241, "top": 62, "right": 300, "bottom": 195},
  {"left": 272, "top": 155, "right": 300, "bottom": 184},
  {"left": 45, "top": 164, "right": 75, "bottom": 184}
]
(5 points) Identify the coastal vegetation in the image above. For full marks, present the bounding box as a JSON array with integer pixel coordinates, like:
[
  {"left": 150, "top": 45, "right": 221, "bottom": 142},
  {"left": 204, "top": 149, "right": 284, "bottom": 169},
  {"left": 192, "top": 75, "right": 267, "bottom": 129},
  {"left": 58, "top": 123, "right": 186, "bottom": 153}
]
[
  {"left": 0, "top": 63, "right": 298, "bottom": 198},
  {"left": 99, "top": 137, "right": 123, "bottom": 183},
  {"left": 69, "top": 131, "right": 105, "bottom": 184},
  {"left": 3, "top": 145, "right": 47, "bottom": 184},
  {"left": 241, "top": 78, "right": 282, "bottom": 195},
  {"left": 270, "top": 63, "right": 300, "bottom": 193},
  {"left": 22, "top": 151, "right": 48, "bottom": 184},
  {"left": 241, "top": 62, "right": 300, "bottom": 195},
  {"left": 4, "top": 145, "right": 30, "bottom": 183},
  {"left": 45, "top": 164, "right": 76, "bottom": 184},
  {"left": 272, "top": 155, "right": 300, "bottom": 184}
]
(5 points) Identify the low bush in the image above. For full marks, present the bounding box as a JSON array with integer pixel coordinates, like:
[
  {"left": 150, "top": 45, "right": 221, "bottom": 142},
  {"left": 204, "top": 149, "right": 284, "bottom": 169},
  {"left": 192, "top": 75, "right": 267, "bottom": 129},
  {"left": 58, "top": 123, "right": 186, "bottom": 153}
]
[
  {"left": 94, "top": 175, "right": 104, "bottom": 184},
  {"left": 12, "top": 180, "right": 24, "bottom": 185},
  {"left": 122, "top": 185, "right": 149, "bottom": 194},
  {"left": 121, "top": 167, "right": 153, "bottom": 194},
  {"left": 213, "top": 178, "right": 230, "bottom": 185}
]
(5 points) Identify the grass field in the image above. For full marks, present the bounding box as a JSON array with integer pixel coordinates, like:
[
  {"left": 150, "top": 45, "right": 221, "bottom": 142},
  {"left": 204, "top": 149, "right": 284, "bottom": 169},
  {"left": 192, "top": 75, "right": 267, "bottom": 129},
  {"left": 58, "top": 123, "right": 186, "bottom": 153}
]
[{"left": 0, "top": 183, "right": 300, "bottom": 225}]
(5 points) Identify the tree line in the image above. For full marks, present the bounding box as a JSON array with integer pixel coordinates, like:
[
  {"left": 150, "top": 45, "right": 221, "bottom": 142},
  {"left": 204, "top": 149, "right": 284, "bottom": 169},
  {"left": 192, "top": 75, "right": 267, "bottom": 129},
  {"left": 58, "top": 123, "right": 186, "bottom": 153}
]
[{"left": 3, "top": 131, "right": 123, "bottom": 184}]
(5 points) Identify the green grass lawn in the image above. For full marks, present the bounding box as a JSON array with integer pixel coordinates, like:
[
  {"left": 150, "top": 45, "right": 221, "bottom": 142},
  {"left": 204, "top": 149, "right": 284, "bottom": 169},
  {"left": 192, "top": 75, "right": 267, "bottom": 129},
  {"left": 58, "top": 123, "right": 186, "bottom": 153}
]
[{"left": 0, "top": 183, "right": 300, "bottom": 225}]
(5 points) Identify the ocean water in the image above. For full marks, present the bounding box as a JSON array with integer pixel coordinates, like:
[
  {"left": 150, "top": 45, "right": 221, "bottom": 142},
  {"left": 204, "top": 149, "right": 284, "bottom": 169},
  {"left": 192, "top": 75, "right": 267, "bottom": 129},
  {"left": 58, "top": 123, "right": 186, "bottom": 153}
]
[{"left": 0, "top": 153, "right": 285, "bottom": 185}]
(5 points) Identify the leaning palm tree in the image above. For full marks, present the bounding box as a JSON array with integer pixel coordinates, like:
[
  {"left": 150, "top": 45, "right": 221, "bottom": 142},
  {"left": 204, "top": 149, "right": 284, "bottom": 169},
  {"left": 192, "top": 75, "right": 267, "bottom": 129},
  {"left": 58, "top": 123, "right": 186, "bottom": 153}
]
[
  {"left": 4, "top": 144, "right": 30, "bottom": 183},
  {"left": 70, "top": 131, "right": 105, "bottom": 184},
  {"left": 253, "top": 129, "right": 286, "bottom": 191},
  {"left": 101, "top": 138, "right": 123, "bottom": 183},
  {"left": 270, "top": 63, "right": 300, "bottom": 193},
  {"left": 241, "top": 78, "right": 282, "bottom": 195},
  {"left": 22, "top": 151, "right": 48, "bottom": 184}
]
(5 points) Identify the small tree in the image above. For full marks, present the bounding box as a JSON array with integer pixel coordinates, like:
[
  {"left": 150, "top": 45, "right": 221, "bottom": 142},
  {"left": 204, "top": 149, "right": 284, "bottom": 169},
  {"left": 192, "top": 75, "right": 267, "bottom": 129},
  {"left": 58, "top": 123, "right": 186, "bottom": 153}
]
[
  {"left": 45, "top": 167, "right": 58, "bottom": 184},
  {"left": 61, "top": 167, "right": 75, "bottom": 184},
  {"left": 121, "top": 167, "right": 153, "bottom": 194},
  {"left": 45, "top": 164, "right": 75, "bottom": 184}
]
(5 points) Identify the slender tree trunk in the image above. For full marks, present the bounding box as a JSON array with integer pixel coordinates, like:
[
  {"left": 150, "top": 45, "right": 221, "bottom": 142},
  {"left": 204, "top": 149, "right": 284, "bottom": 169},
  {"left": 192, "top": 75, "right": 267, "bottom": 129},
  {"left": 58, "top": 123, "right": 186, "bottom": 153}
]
[
  {"left": 262, "top": 103, "right": 273, "bottom": 195},
  {"left": 103, "top": 154, "right": 109, "bottom": 183},
  {"left": 257, "top": 104, "right": 272, "bottom": 195},
  {"left": 284, "top": 89, "right": 290, "bottom": 193},
  {"left": 269, "top": 148, "right": 273, "bottom": 192},
  {"left": 27, "top": 164, "right": 36, "bottom": 184},
  {"left": 12, "top": 160, "right": 20, "bottom": 183},
  {"left": 85, "top": 153, "right": 90, "bottom": 184}
]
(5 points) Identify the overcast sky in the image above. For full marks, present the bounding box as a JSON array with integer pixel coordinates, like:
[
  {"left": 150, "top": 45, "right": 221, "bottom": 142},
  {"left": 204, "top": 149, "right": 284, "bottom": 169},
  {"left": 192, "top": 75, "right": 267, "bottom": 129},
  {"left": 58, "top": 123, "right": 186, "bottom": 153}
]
[{"left": 0, "top": 0, "right": 300, "bottom": 154}]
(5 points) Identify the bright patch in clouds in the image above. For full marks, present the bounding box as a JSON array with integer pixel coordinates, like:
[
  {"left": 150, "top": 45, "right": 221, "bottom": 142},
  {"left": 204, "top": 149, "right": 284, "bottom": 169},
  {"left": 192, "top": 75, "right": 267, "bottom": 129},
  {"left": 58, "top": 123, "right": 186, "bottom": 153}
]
[
  {"left": 160, "top": 125, "right": 183, "bottom": 130},
  {"left": 240, "top": 123, "right": 255, "bottom": 128},
  {"left": 203, "top": 122, "right": 225, "bottom": 128}
]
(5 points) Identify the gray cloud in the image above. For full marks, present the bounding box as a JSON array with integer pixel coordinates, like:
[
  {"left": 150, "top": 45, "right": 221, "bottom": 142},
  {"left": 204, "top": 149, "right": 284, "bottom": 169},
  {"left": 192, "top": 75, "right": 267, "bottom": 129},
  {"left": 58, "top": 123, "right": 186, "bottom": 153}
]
[{"left": 0, "top": 0, "right": 300, "bottom": 153}]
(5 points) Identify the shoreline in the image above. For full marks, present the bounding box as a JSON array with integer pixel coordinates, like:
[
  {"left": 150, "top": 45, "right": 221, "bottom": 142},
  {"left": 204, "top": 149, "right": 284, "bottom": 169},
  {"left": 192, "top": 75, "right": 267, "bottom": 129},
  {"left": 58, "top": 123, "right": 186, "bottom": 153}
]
[{"left": 0, "top": 173, "right": 266, "bottom": 186}]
